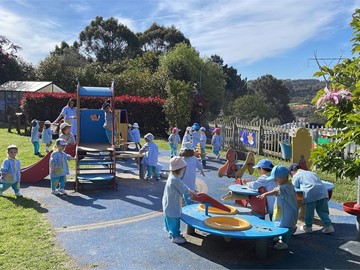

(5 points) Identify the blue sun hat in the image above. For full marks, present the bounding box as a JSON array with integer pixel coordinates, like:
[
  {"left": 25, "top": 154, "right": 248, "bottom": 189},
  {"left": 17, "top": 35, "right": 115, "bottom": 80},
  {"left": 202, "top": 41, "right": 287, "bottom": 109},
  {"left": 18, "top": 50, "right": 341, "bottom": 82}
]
[
  {"left": 192, "top": 123, "right": 200, "bottom": 131},
  {"left": 253, "top": 159, "right": 273, "bottom": 170},
  {"left": 266, "top": 165, "right": 289, "bottom": 180}
]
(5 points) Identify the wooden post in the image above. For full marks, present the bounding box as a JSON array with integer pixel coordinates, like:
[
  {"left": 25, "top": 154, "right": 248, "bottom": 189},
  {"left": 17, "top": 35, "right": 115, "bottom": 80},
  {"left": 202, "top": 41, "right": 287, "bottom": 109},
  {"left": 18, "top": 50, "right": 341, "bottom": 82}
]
[{"left": 257, "top": 123, "right": 263, "bottom": 155}]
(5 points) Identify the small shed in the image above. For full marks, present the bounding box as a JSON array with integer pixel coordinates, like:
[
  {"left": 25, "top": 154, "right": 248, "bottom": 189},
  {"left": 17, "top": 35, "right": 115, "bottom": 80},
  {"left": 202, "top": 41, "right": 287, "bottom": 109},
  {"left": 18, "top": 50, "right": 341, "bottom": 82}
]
[{"left": 0, "top": 81, "right": 66, "bottom": 122}]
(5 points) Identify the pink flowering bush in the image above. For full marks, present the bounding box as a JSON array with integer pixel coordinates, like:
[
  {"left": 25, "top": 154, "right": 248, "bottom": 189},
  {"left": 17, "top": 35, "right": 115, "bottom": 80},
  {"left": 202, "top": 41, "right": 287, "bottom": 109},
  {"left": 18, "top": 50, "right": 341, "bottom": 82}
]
[{"left": 316, "top": 87, "right": 352, "bottom": 109}]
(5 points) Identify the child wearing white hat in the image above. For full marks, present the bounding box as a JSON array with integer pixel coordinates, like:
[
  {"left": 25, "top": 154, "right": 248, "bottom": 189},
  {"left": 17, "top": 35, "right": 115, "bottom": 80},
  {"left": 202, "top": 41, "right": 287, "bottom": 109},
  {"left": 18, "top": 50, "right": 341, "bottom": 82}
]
[
  {"left": 139, "top": 133, "right": 160, "bottom": 181},
  {"left": 162, "top": 157, "right": 197, "bottom": 244},
  {"left": 180, "top": 142, "right": 205, "bottom": 205},
  {"left": 130, "top": 122, "right": 141, "bottom": 150},
  {"left": 0, "top": 145, "right": 22, "bottom": 197},
  {"left": 181, "top": 127, "right": 192, "bottom": 149},
  {"left": 59, "top": 122, "right": 76, "bottom": 145},
  {"left": 42, "top": 120, "right": 53, "bottom": 152}
]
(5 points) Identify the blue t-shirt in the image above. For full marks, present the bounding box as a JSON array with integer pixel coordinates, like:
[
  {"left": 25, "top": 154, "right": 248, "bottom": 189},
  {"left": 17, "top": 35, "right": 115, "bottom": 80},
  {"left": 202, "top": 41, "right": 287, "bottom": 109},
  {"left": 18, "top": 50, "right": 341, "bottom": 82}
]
[
  {"left": 273, "top": 182, "right": 298, "bottom": 228},
  {"left": 292, "top": 170, "right": 328, "bottom": 203},
  {"left": 139, "top": 141, "right": 159, "bottom": 166},
  {"left": 162, "top": 173, "right": 189, "bottom": 218}
]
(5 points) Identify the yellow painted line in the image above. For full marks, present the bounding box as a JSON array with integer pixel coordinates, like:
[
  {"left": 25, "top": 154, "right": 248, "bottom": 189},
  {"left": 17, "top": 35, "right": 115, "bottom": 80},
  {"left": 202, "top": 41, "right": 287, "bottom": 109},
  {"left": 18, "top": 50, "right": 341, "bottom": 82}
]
[{"left": 54, "top": 210, "right": 163, "bottom": 233}]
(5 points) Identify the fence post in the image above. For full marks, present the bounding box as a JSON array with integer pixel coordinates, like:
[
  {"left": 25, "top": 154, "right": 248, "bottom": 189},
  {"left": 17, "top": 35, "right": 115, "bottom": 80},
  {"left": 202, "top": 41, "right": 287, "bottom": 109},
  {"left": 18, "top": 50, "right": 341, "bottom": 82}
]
[
  {"left": 258, "top": 122, "right": 263, "bottom": 155},
  {"left": 232, "top": 121, "right": 236, "bottom": 149}
]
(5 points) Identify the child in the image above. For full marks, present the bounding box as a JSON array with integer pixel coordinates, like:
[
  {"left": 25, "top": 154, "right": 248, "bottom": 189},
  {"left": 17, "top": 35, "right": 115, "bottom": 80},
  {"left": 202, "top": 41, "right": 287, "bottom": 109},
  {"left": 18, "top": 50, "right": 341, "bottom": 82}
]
[
  {"left": 49, "top": 139, "right": 76, "bottom": 195},
  {"left": 199, "top": 127, "right": 207, "bottom": 156},
  {"left": 139, "top": 133, "right": 160, "bottom": 181},
  {"left": 127, "top": 124, "right": 134, "bottom": 142},
  {"left": 191, "top": 123, "right": 201, "bottom": 149},
  {"left": 59, "top": 122, "right": 76, "bottom": 145},
  {"left": 102, "top": 101, "right": 114, "bottom": 144},
  {"left": 168, "top": 127, "right": 181, "bottom": 157},
  {"left": 162, "top": 157, "right": 197, "bottom": 244},
  {"left": 42, "top": 120, "right": 53, "bottom": 152},
  {"left": 289, "top": 163, "right": 335, "bottom": 234},
  {"left": 0, "top": 145, "right": 22, "bottom": 197},
  {"left": 30, "top": 119, "right": 40, "bottom": 155},
  {"left": 181, "top": 127, "right": 192, "bottom": 149},
  {"left": 257, "top": 165, "right": 298, "bottom": 250},
  {"left": 211, "top": 127, "right": 223, "bottom": 159},
  {"left": 130, "top": 123, "right": 141, "bottom": 150},
  {"left": 242, "top": 159, "right": 276, "bottom": 219},
  {"left": 180, "top": 142, "right": 205, "bottom": 205}
]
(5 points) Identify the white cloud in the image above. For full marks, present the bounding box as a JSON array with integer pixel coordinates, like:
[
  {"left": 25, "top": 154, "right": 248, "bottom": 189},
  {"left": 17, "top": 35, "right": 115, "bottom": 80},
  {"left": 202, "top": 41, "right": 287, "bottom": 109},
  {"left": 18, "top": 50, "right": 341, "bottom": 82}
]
[
  {"left": 0, "top": 7, "right": 74, "bottom": 65},
  {"left": 0, "top": 0, "right": 357, "bottom": 69},
  {"left": 154, "top": 0, "right": 356, "bottom": 65}
]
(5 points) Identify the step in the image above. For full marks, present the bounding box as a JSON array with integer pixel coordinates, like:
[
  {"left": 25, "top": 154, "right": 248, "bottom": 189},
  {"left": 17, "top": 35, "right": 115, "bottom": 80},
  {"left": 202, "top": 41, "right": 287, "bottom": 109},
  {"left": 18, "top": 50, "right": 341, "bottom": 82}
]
[
  {"left": 77, "top": 173, "right": 114, "bottom": 181},
  {"left": 77, "top": 160, "right": 113, "bottom": 166}
]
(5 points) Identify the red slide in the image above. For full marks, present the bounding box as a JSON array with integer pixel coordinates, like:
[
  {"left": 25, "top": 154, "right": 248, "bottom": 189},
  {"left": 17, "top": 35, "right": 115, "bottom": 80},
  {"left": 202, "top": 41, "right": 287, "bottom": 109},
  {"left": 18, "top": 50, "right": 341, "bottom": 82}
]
[
  {"left": 21, "top": 145, "right": 76, "bottom": 183},
  {"left": 21, "top": 152, "right": 52, "bottom": 183},
  {"left": 190, "top": 193, "right": 231, "bottom": 212}
]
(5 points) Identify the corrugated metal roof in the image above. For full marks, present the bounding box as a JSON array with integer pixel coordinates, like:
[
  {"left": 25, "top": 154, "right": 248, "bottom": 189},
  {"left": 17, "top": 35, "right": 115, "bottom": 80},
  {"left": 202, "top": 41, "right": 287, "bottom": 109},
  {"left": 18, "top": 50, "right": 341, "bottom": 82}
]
[{"left": 0, "top": 81, "right": 64, "bottom": 92}]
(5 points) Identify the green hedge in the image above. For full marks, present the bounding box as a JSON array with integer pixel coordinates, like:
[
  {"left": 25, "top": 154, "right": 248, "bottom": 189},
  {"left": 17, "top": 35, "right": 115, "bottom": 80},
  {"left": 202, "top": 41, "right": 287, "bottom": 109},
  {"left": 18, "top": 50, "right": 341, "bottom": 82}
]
[{"left": 20, "top": 93, "right": 168, "bottom": 137}]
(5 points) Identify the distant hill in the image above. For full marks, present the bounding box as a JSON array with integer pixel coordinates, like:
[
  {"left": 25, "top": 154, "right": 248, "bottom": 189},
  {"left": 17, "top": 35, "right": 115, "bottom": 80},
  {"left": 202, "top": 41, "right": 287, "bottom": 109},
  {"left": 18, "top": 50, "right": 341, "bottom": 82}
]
[{"left": 283, "top": 79, "right": 326, "bottom": 104}]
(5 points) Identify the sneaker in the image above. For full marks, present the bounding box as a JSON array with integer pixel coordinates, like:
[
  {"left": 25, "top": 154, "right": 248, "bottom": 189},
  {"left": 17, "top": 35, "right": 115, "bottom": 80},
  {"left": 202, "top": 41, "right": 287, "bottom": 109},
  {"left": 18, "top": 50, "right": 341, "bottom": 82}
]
[
  {"left": 15, "top": 192, "right": 23, "bottom": 198},
  {"left": 172, "top": 237, "right": 186, "bottom": 244},
  {"left": 273, "top": 236, "right": 281, "bottom": 242},
  {"left": 301, "top": 225, "right": 313, "bottom": 233},
  {"left": 58, "top": 189, "right": 67, "bottom": 195},
  {"left": 292, "top": 225, "right": 298, "bottom": 235},
  {"left": 274, "top": 241, "right": 288, "bottom": 250},
  {"left": 216, "top": 154, "right": 220, "bottom": 159},
  {"left": 51, "top": 190, "right": 59, "bottom": 195},
  {"left": 156, "top": 177, "right": 161, "bottom": 181},
  {"left": 322, "top": 225, "right": 335, "bottom": 234}
]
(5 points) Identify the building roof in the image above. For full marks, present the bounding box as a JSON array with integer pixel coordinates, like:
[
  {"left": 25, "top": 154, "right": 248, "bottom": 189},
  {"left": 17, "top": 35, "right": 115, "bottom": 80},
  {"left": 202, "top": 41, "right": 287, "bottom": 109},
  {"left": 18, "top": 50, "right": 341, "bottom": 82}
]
[{"left": 0, "top": 81, "right": 66, "bottom": 92}]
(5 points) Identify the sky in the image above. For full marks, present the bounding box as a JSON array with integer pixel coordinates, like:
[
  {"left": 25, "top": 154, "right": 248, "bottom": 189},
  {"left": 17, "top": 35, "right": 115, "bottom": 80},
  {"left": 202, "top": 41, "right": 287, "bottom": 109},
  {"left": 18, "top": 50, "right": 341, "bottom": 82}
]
[{"left": 1, "top": 0, "right": 359, "bottom": 80}]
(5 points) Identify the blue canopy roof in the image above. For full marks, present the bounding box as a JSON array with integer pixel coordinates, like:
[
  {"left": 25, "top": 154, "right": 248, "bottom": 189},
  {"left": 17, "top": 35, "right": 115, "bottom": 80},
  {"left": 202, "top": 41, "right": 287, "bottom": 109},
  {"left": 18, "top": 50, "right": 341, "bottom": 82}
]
[{"left": 78, "top": 86, "right": 113, "bottom": 97}]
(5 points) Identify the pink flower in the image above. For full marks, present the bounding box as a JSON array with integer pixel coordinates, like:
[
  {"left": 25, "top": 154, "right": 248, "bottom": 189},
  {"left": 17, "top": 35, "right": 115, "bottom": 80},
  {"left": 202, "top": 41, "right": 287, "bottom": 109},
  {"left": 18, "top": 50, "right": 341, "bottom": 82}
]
[{"left": 316, "top": 87, "right": 352, "bottom": 109}]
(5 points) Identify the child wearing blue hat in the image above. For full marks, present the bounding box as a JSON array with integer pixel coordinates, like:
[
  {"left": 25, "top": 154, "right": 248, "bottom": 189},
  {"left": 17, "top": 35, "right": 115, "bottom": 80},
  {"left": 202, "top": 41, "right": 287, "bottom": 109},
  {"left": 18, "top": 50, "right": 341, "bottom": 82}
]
[
  {"left": 242, "top": 159, "right": 276, "bottom": 219},
  {"left": 257, "top": 165, "right": 298, "bottom": 250},
  {"left": 190, "top": 123, "right": 201, "bottom": 149}
]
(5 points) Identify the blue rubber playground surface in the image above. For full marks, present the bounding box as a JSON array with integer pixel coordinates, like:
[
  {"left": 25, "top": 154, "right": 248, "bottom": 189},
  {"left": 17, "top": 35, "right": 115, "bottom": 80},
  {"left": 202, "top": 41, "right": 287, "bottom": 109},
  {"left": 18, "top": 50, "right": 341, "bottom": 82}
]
[{"left": 21, "top": 150, "right": 360, "bottom": 269}]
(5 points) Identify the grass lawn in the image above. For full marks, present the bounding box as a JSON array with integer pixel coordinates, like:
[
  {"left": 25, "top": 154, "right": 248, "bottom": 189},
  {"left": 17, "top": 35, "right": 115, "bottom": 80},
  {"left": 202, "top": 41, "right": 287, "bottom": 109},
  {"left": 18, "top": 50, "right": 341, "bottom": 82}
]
[{"left": 0, "top": 123, "right": 357, "bottom": 269}]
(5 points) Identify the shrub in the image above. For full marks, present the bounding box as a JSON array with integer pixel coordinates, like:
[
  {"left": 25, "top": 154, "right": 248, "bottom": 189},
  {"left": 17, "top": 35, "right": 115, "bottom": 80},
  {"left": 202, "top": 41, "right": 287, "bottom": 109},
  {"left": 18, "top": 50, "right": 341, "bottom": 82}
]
[{"left": 20, "top": 92, "right": 167, "bottom": 137}]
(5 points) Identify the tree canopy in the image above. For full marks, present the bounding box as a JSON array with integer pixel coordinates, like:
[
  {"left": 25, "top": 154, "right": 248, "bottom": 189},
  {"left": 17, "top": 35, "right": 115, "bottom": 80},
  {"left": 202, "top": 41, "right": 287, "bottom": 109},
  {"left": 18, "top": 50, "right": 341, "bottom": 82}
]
[{"left": 79, "top": 16, "right": 140, "bottom": 63}]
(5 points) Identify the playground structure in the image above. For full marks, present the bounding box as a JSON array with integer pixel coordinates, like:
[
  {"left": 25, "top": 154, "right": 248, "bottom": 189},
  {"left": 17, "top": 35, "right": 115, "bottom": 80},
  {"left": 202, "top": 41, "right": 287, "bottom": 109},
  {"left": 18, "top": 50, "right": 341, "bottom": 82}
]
[
  {"left": 74, "top": 81, "right": 117, "bottom": 191},
  {"left": 20, "top": 81, "right": 144, "bottom": 187}
]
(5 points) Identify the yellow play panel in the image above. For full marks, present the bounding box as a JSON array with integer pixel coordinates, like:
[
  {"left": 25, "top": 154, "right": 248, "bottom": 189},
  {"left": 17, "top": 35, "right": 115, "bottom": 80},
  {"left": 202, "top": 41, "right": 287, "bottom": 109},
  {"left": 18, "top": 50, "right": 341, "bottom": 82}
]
[
  {"left": 198, "top": 204, "right": 238, "bottom": 215},
  {"left": 204, "top": 216, "right": 252, "bottom": 231}
]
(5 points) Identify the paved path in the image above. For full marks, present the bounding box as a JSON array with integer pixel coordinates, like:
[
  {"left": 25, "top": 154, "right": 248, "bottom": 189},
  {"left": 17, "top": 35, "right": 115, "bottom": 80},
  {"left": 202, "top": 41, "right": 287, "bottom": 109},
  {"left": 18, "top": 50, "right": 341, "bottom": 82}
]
[{"left": 21, "top": 150, "right": 360, "bottom": 269}]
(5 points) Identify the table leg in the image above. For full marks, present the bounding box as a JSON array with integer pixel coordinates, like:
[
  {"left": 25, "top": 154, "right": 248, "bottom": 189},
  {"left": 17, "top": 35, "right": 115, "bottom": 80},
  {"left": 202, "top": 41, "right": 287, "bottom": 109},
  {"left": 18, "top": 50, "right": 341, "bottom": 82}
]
[
  {"left": 138, "top": 158, "right": 145, "bottom": 179},
  {"left": 186, "top": 225, "right": 195, "bottom": 235},
  {"left": 255, "top": 238, "right": 267, "bottom": 259}
]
